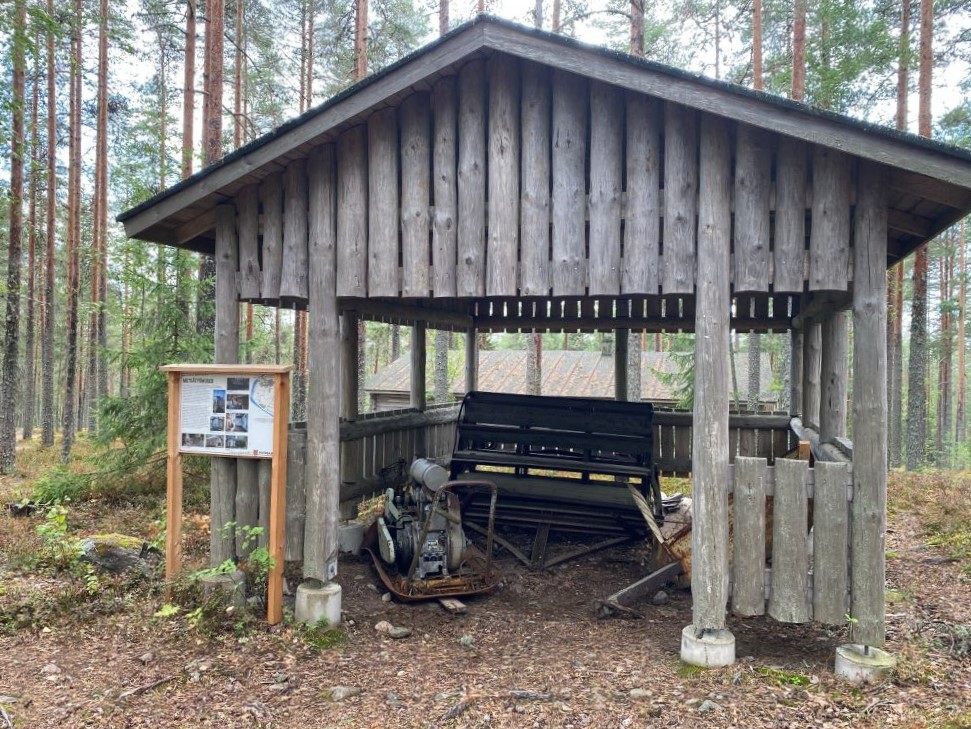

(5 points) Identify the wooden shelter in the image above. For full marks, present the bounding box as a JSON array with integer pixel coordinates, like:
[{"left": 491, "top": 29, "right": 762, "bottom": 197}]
[{"left": 120, "top": 16, "right": 971, "bottom": 663}]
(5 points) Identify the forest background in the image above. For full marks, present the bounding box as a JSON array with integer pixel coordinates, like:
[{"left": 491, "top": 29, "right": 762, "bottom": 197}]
[{"left": 0, "top": 0, "right": 970, "bottom": 495}]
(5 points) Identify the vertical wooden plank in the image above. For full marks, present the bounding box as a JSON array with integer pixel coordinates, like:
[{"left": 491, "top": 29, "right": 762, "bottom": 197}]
[
  {"left": 284, "top": 428, "right": 306, "bottom": 562},
  {"left": 768, "top": 457, "right": 810, "bottom": 623},
  {"left": 340, "top": 311, "right": 361, "bottom": 489},
  {"left": 267, "top": 372, "right": 290, "bottom": 625},
  {"left": 851, "top": 160, "right": 888, "bottom": 647},
  {"left": 802, "top": 321, "right": 821, "bottom": 428},
  {"left": 487, "top": 55, "right": 520, "bottom": 297},
  {"left": 237, "top": 184, "right": 261, "bottom": 301},
  {"left": 281, "top": 158, "right": 309, "bottom": 301},
  {"left": 337, "top": 125, "right": 368, "bottom": 297},
  {"left": 732, "top": 456, "right": 766, "bottom": 616},
  {"left": 551, "top": 69, "right": 587, "bottom": 296},
  {"left": 411, "top": 323, "right": 427, "bottom": 411},
  {"left": 165, "top": 373, "right": 183, "bottom": 581},
  {"left": 690, "top": 114, "right": 731, "bottom": 633},
  {"left": 259, "top": 172, "right": 283, "bottom": 303},
  {"left": 663, "top": 102, "right": 698, "bottom": 295},
  {"left": 774, "top": 138, "right": 808, "bottom": 293},
  {"left": 235, "top": 459, "right": 259, "bottom": 558},
  {"left": 809, "top": 146, "right": 852, "bottom": 291},
  {"left": 368, "top": 108, "right": 399, "bottom": 297},
  {"left": 790, "top": 328, "right": 804, "bottom": 418},
  {"left": 457, "top": 59, "right": 486, "bottom": 297},
  {"left": 401, "top": 93, "right": 431, "bottom": 297},
  {"left": 819, "top": 311, "right": 848, "bottom": 440},
  {"left": 433, "top": 76, "right": 458, "bottom": 297},
  {"left": 257, "top": 459, "right": 271, "bottom": 550},
  {"left": 520, "top": 62, "right": 551, "bottom": 297},
  {"left": 733, "top": 125, "right": 771, "bottom": 293},
  {"left": 465, "top": 328, "right": 478, "bottom": 392},
  {"left": 813, "top": 460, "right": 849, "bottom": 624},
  {"left": 212, "top": 204, "right": 239, "bottom": 567},
  {"left": 589, "top": 81, "right": 623, "bottom": 296},
  {"left": 623, "top": 94, "right": 660, "bottom": 295}
]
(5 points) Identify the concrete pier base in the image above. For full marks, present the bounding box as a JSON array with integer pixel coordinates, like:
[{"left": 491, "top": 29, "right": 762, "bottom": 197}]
[
  {"left": 295, "top": 579, "right": 342, "bottom": 627},
  {"left": 680, "top": 625, "right": 736, "bottom": 667},
  {"left": 835, "top": 644, "right": 896, "bottom": 684},
  {"left": 200, "top": 570, "right": 246, "bottom": 610}
]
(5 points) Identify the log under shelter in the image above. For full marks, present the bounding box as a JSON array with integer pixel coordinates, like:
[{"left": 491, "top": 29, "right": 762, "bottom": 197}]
[{"left": 119, "top": 16, "right": 971, "bottom": 666}]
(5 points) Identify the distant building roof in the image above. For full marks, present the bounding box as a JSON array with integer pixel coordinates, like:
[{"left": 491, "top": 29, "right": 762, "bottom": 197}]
[{"left": 365, "top": 350, "right": 776, "bottom": 403}]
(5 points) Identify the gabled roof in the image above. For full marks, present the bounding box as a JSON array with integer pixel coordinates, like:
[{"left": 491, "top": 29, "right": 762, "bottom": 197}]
[
  {"left": 365, "top": 349, "right": 777, "bottom": 403},
  {"left": 119, "top": 14, "right": 971, "bottom": 260}
]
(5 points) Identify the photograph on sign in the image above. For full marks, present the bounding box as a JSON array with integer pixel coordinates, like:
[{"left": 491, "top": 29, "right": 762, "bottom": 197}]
[{"left": 179, "top": 374, "right": 275, "bottom": 457}]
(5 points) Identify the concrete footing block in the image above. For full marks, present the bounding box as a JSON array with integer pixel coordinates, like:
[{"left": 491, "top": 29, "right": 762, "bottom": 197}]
[
  {"left": 338, "top": 520, "right": 365, "bottom": 555},
  {"left": 200, "top": 570, "right": 246, "bottom": 610},
  {"left": 835, "top": 644, "right": 896, "bottom": 684},
  {"left": 680, "top": 624, "right": 736, "bottom": 667},
  {"left": 295, "top": 579, "right": 342, "bottom": 627}
]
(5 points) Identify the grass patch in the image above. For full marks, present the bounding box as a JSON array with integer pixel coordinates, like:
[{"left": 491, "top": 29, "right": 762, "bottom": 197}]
[
  {"left": 755, "top": 666, "right": 812, "bottom": 686},
  {"left": 299, "top": 619, "right": 347, "bottom": 650},
  {"left": 889, "top": 470, "right": 971, "bottom": 566},
  {"left": 677, "top": 661, "right": 708, "bottom": 678}
]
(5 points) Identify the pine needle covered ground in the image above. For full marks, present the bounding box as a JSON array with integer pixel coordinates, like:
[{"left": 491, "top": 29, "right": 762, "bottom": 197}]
[{"left": 1, "top": 443, "right": 969, "bottom": 728}]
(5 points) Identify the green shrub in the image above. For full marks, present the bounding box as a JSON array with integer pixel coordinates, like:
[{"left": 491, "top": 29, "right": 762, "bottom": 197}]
[{"left": 31, "top": 466, "right": 92, "bottom": 504}]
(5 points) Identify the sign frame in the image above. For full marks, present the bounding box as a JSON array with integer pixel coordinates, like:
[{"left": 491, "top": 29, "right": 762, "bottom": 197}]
[{"left": 161, "top": 363, "right": 293, "bottom": 624}]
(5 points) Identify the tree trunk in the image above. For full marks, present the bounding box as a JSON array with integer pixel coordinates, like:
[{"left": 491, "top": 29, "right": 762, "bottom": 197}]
[
  {"left": 0, "top": 0, "right": 27, "bottom": 473},
  {"left": 630, "top": 0, "right": 644, "bottom": 56},
  {"left": 752, "top": 0, "right": 763, "bottom": 89},
  {"left": 62, "top": 0, "right": 84, "bottom": 463},
  {"left": 441, "top": 0, "right": 450, "bottom": 35},
  {"left": 203, "top": 0, "right": 224, "bottom": 165},
  {"left": 41, "top": 0, "right": 57, "bottom": 448},
  {"left": 434, "top": 329, "right": 450, "bottom": 401},
  {"left": 233, "top": 0, "right": 244, "bottom": 147},
  {"left": 888, "top": 0, "right": 910, "bottom": 467},
  {"left": 956, "top": 220, "right": 967, "bottom": 455},
  {"left": 182, "top": 0, "right": 196, "bottom": 178},
  {"left": 906, "top": 0, "right": 933, "bottom": 470},
  {"left": 354, "top": 0, "right": 368, "bottom": 81},
  {"left": 526, "top": 332, "right": 541, "bottom": 396},
  {"left": 748, "top": 333, "right": 761, "bottom": 412},
  {"left": 22, "top": 51, "right": 40, "bottom": 442},
  {"left": 791, "top": 0, "right": 806, "bottom": 100},
  {"left": 552, "top": 0, "right": 561, "bottom": 31}
]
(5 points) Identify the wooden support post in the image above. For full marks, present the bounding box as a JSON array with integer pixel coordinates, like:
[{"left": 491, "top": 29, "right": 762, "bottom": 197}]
[
  {"left": 850, "top": 161, "right": 888, "bottom": 648},
  {"left": 819, "top": 311, "right": 848, "bottom": 440},
  {"left": 235, "top": 459, "right": 259, "bottom": 557},
  {"left": 164, "top": 372, "right": 183, "bottom": 583},
  {"left": 411, "top": 322, "right": 427, "bottom": 411},
  {"left": 615, "top": 328, "right": 629, "bottom": 401},
  {"left": 790, "top": 328, "right": 804, "bottom": 418},
  {"left": 465, "top": 328, "right": 478, "bottom": 392},
  {"left": 266, "top": 371, "right": 290, "bottom": 625},
  {"left": 689, "top": 114, "right": 731, "bottom": 634},
  {"left": 305, "top": 144, "right": 341, "bottom": 582},
  {"left": 212, "top": 204, "right": 239, "bottom": 567},
  {"left": 340, "top": 311, "right": 361, "bottom": 487},
  {"left": 802, "top": 321, "right": 821, "bottom": 429}
]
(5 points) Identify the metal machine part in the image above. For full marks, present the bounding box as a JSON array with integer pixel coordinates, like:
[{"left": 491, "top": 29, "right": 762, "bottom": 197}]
[{"left": 379, "top": 460, "right": 468, "bottom": 581}]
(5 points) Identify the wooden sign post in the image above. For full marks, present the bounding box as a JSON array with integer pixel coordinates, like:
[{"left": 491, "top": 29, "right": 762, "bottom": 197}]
[{"left": 162, "top": 364, "right": 292, "bottom": 624}]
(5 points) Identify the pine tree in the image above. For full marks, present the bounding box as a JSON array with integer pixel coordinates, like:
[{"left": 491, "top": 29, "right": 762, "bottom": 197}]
[
  {"left": 0, "top": 0, "right": 28, "bottom": 473},
  {"left": 41, "top": 0, "right": 57, "bottom": 448},
  {"left": 22, "top": 49, "right": 41, "bottom": 442}
]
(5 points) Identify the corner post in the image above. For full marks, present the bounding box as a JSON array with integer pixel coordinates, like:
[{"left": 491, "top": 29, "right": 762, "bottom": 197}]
[
  {"left": 615, "top": 328, "right": 629, "bottom": 401},
  {"left": 682, "top": 114, "right": 735, "bottom": 667}
]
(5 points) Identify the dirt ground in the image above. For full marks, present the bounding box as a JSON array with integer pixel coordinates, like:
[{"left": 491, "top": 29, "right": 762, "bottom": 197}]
[{"left": 2, "top": 476, "right": 970, "bottom": 728}]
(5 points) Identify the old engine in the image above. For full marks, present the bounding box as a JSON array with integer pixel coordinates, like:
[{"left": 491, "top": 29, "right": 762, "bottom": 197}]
[{"left": 376, "top": 459, "right": 467, "bottom": 580}]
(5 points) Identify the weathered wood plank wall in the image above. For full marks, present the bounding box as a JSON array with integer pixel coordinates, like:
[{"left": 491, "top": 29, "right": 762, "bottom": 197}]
[{"left": 225, "top": 52, "right": 859, "bottom": 305}]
